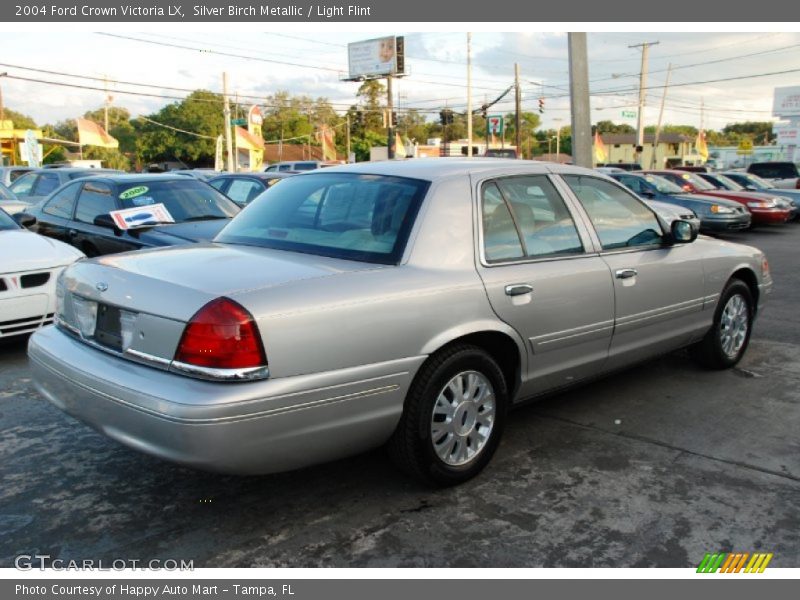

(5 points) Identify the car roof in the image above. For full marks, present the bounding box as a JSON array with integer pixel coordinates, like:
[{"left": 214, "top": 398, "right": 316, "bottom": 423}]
[
  {"left": 301, "top": 158, "right": 597, "bottom": 180},
  {"left": 84, "top": 174, "right": 195, "bottom": 183}
]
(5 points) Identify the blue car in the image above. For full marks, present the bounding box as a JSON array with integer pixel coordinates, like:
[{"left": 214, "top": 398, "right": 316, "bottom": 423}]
[
  {"left": 723, "top": 172, "right": 800, "bottom": 221},
  {"left": 608, "top": 172, "right": 751, "bottom": 233}
]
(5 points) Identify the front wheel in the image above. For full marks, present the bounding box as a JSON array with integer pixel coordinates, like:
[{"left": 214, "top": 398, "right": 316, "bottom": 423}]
[
  {"left": 388, "top": 344, "right": 508, "bottom": 486},
  {"left": 691, "top": 279, "right": 754, "bottom": 369}
]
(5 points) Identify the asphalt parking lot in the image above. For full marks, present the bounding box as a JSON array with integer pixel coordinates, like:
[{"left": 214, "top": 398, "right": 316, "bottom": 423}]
[{"left": 1, "top": 225, "right": 798, "bottom": 568}]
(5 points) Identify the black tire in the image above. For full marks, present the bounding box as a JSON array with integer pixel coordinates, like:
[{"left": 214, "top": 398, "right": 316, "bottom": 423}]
[
  {"left": 691, "top": 279, "right": 754, "bottom": 369},
  {"left": 388, "top": 344, "right": 508, "bottom": 486}
]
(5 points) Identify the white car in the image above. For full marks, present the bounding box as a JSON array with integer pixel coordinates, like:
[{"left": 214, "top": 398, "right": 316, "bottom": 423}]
[{"left": 0, "top": 210, "right": 85, "bottom": 339}]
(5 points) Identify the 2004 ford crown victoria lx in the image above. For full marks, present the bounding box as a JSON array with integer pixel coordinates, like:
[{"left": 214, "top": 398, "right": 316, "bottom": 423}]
[{"left": 28, "top": 159, "right": 772, "bottom": 485}]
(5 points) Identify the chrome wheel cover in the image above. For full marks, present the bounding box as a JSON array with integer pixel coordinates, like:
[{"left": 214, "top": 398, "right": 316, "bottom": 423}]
[
  {"left": 430, "top": 370, "right": 496, "bottom": 466},
  {"left": 720, "top": 293, "right": 749, "bottom": 358}
]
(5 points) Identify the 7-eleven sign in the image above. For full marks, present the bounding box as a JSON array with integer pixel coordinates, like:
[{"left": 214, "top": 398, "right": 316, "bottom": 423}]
[{"left": 487, "top": 115, "right": 504, "bottom": 136}]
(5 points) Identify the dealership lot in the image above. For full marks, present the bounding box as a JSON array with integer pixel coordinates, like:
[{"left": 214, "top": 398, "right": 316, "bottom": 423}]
[{"left": 0, "top": 226, "right": 798, "bottom": 568}]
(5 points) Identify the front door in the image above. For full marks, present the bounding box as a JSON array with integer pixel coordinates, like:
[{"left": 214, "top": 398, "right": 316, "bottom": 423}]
[
  {"left": 475, "top": 174, "right": 615, "bottom": 398},
  {"left": 561, "top": 175, "right": 706, "bottom": 371}
]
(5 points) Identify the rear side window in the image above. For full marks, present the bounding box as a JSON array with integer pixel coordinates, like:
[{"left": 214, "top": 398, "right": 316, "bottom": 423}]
[
  {"left": 33, "top": 172, "right": 61, "bottom": 196},
  {"left": 75, "top": 182, "right": 116, "bottom": 224},
  {"left": 43, "top": 182, "right": 81, "bottom": 219},
  {"left": 225, "top": 179, "right": 264, "bottom": 205},
  {"left": 482, "top": 175, "right": 584, "bottom": 262},
  {"left": 9, "top": 172, "right": 37, "bottom": 197},
  {"left": 563, "top": 175, "right": 663, "bottom": 250}
]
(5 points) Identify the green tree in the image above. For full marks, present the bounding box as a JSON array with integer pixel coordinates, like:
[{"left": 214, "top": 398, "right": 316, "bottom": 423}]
[
  {"left": 1, "top": 107, "right": 37, "bottom": 129},
  {"left": 722, "top": 121, "right": 774, "bottom": 144},
  {"left": 135, "top": 90, "right": 224, "bottom": 166},
  {"left": 356, "top": 80, "right": 386, "bottom": 133},
  {"left": 595, "top": 120, "right": 635, "bottom": 134}
]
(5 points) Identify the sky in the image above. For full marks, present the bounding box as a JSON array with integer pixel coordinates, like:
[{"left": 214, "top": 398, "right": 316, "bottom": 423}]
[{"left": 2, "top": 31, "right": 799, "bottom": 134}]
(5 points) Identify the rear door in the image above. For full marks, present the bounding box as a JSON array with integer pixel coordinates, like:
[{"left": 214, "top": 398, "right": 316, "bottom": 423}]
[
  {"left": 35, "top": 181, "right": 82, "bottom": 243},
  {"left": 561, "top": 175, "right": 706, "bottom": 370},
  {"left": 475, "top": 174, "right": 615, "bottom": 397}
]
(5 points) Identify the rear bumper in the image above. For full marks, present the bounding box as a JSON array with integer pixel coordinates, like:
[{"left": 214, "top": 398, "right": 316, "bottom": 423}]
[{"left": 29, "top": 326, "right": 423, "bottom": 474}]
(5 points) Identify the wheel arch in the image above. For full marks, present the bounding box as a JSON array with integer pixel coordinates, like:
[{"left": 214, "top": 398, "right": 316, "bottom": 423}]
[
  {"left": 728, "top": 266, "right": 760, "bottom": 314},
  {"left": 420, "top": 323, "right": 526, "bottom": 400}
]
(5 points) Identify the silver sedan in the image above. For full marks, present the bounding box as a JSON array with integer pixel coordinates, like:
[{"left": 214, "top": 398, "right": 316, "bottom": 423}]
[{"left": 29, "top": 159, "right": 772, "bottom": 485}]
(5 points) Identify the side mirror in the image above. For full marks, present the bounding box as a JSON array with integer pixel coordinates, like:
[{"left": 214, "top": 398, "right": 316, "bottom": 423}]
[
  {"left": 13, "top": 213, "right": 36, "bottom": 228},
  {"left": 93, "top": 213, "right": 123, "bottom": 236},
  {"left": 670, "top": 219, "right": 697, "bottom": 244}
]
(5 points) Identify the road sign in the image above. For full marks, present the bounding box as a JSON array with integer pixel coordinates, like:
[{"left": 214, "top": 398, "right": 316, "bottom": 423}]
[
  {"left": 487, "top": 114, "right": 504, "bottom": 136},
  {"left": 231, "top": 118, "right": 247, "bottom": 126},
  {"left": 736, "top": 139, "right": 754, "bottom": 155},
  {"left": 621, "top": 110, "right": 637, "bottom": 119}
]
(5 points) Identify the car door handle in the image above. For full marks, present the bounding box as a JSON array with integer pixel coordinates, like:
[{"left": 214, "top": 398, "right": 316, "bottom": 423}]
[
  {"left": 68, "top": 229, "right": 78, "bottom": 237},
  {"left": 615, "top": 268, "right": 638, "bottom": 280},
  {"left": 505, "top": 284, "right": 533, "bottom": 296}
]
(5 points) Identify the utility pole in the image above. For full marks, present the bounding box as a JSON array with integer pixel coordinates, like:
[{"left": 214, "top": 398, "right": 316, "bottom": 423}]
[
  {"left": 467, "top": 32, "right": 473, "bottom": 157},
  {"left": 652, "top": 63, "right": 672, "bottom": 168},
  {"left": 553, "top": 118, "right": 563, "bottom": 162},
  {"left": 346, "top": 113, "right": 351, "bottom": 162},
  {"left": 387, "top": 75, "right": 394, "bottom": 159},
  {"left": 103, "top": 75, "right": 110, "bottom": 132},
  {"left": 629, "top": 40, "right": 659, "bottom": 157},
  {"left": 514, "top": 63, "right": 521, "bottom": 158},
  {"left": 568, "top": 33, "right": 592, "bottom": 168},
  {"left": 222, "top": 72, "right": 234, "bottom": 172}
]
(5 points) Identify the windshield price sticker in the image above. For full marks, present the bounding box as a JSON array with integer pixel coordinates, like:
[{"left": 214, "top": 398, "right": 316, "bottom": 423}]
[{"left": 109, "top": 204, "right": 175, "bottom": 230}]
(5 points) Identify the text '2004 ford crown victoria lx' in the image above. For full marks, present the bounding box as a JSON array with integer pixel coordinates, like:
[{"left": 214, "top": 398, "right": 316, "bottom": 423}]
[{"left": 28, "top": 159, "right": 772, "bottom": 486}]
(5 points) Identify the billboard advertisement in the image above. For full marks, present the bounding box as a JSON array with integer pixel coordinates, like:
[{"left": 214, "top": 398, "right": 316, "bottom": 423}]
[
  {"left": 772, "top": 86, "right": 800, "bottom": 118},
  {"left": 347, "top": 36, "right": 405, "bottom": 79}
]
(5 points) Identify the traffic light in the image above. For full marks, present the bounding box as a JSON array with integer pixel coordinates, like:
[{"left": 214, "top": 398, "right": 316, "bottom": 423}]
[
  {"left": 439, "top": 109, "right": 454, "bottom": 125},
  {"left": 391, "top": 111, "right": 398, "bottom": 127},
  {"left": 355, "top": 110, "right": 364, "bottom": 126},
  {"left": 538, "top": 98, "right": 545, "bottom": 114}
]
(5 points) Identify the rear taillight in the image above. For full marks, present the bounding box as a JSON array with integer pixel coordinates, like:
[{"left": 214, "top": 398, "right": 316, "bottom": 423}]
[
  {"left": 175, "top": 298, "right": 267, "bottom": 370},
  {"left": 683, "top": 185, "right": 692, "bottom": 192},
  {"left": 795, "top": 178, "right": 799, "bottom": 190}
]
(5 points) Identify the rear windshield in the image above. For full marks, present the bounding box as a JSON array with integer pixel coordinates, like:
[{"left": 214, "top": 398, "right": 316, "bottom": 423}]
[
  {"left": 749, "top": 163, "right": 799, "bottom": 179},
  {"left": 216, "top": 173, "right": 429, "bottom": 265},
  {"left": 293, "top": 162, "right": 319, "bottom": 171},
  {"left": 117, "top": 179, "right": 240, "bottom": 221}
]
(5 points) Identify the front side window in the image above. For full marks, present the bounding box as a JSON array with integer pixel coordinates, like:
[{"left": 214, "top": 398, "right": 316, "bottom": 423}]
[
  {"left": 75, "top": 182, "right": 116, "bottom": 224},
  {"left": 563, "top": 175, "right": 663, "bottom": 250},
  {"left": 216, "top": 173, "right": 428, "bottom": 265},
  {"left": 43, "top": 182, "right": 81, "bottom": 219},
  {"left": 481, "top": 175, "right": 584, "bottom": 262}
]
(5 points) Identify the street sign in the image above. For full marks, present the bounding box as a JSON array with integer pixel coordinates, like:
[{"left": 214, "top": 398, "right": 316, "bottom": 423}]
[
  {"left": 487, "top": 114, "right": 504, "bottom": 136},
  {"left": 231, "top": 118, "right": 247, "bottom": 126},
  {"left": 736, "top": 139, "right": 754, "bottom": 155},
  {"left": 621, "top": 110, "right": 637, "bottom": 119}
]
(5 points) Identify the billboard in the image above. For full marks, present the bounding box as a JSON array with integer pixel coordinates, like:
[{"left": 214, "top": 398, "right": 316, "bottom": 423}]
[
  {"left": 775, "top": 126, "right": 799, "bottom": 145},
  {"left": 773, "top": 86, "right": 800, "bottom": 118},
  {"left": 347, "top": 36, "right": 405, "bottom": 79}
]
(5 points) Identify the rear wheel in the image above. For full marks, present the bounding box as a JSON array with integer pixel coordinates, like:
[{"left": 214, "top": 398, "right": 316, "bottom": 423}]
[
  {"left": 388, "top": 344, "right": 508, "bottom": 486},
  {"left": 692, "top": 279, "right": 754, "bottom": 369}
]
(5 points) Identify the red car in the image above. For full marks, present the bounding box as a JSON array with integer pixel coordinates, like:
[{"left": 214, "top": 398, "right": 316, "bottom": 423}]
[{"left": 642, "top": 170, "right": 791, "bottom": 226}]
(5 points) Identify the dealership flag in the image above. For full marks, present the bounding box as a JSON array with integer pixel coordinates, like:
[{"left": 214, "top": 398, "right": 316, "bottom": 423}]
[
  {"left": 695, "top": 130, "right": 709, "bottom": 162},
  {"left": 317, "top": 126, "right": 337, "bottom": 161},
  {"left": 594, "top": 131, "right": 608, "bottom": 163},
  {"left": 75, "top": 118, "right": 118, "bottom": 149}
]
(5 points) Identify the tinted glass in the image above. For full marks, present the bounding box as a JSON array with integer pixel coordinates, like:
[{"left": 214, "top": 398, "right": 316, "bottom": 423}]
[
  {"left": 75, "top": 182, "right": 116, "bottom": 224},
  {"left": 43, "top": 182, "right": 81, "bottom": 219},
  {"left": 208, "top": 178, "right": 227, "bottom": 191},
  {"left": 494, "top": 176, "right": 583, "bottom": 258},
  {"left": 563, "top": 175, "right": 663, "bottom": 250},
  {"left": 749, "top": 163, "right": 799, "bottom": 179},
  {"left": 117, "top": 179, "right": 239, "bottom": 222},
  {"left": 729, "top": 173, "right": 771, "bottom": 189},
  {"left": 9, "top": 170, "right": 32, "bottom": 183},
  {"left": 616, "top": 175, "right": 647, "bottom": 194},
  {"left": 33, "top": 172, "right": 61, "bottom": 196},
  {"left": 293, "top": 162, "right": 318, "bottom": 171},
  {"left": 0, "top": 184, "right": 15, "bottom": 200},
  {"left": 710, "top": 174, "right": 743, "bottom": 190},
  {"left": 9, "top": 172, "right": 37, "bottom": 197},
  {"left": 216, "top": 173, "right": 428, "bottom": 265}
]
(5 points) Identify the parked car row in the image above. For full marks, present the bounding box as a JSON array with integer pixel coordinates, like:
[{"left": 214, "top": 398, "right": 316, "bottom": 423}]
[{"left": 2, "top": 158, "right": 772, "bottom": 487}]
